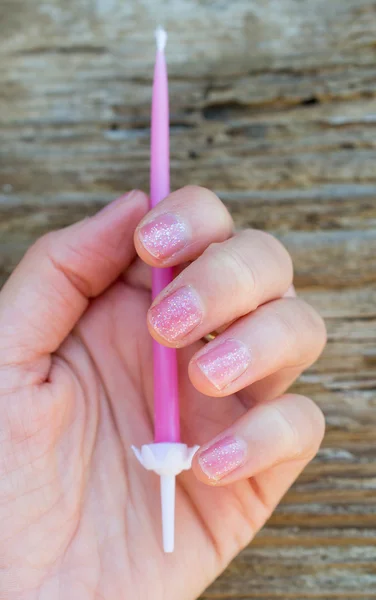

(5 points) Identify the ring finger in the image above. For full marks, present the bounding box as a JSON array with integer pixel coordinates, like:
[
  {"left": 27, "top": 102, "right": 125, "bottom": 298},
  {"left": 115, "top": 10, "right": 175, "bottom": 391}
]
[{"left": 189, "top": 297, "right": 326, "bottom": 397}]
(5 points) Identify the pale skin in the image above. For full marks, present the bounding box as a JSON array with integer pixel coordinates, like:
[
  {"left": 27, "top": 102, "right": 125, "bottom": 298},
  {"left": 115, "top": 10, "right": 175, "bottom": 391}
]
[{"left": 0, "top": 186, "right": 326, "bottom": 599}]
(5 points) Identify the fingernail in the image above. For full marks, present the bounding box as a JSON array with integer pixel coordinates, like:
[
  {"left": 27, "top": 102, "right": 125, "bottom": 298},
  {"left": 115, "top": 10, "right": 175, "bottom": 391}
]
[
  {"left": 198, "top": 436, "right": 247, "bottom": 482},
  {"left": 138, "top": 213, "right": 189, "bottom": 259},
  {"left": 195, "top": 339, "right": 251, "bottom": 390},
  {"left": 149, "top": 286, "right": 203, "bottom": 342},
  {"left": 97, "top": 191, "right": 138, "bottom": 216}
]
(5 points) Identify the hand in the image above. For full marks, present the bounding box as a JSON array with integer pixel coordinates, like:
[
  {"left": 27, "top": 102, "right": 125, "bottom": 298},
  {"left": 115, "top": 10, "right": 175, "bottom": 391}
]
[{"left": 0, "top": 186, "right": 326, "bottom": 600}]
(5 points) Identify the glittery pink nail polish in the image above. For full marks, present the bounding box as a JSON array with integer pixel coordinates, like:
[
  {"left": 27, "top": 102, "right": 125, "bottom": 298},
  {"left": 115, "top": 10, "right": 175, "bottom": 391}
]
[
  {"left": 195, "top": 339, "right": 251, "bottom": 390},
  {"left": 149, "top": 286, "right": 203, "bottom": 342},
  {"left": 198, "top": 436, "right": 247, "bottom": 482},
  {"left": 138, "top": 213, "right": 189, "bottom": 259}
]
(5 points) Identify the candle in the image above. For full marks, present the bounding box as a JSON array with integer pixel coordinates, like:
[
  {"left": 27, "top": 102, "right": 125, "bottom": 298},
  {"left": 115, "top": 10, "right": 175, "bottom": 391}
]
[
  {"left": 151, "top": 27, "right": 180, "bottom": 444},
  {"left": 132, "top": 28, "right": 199, "bottom": 554}
]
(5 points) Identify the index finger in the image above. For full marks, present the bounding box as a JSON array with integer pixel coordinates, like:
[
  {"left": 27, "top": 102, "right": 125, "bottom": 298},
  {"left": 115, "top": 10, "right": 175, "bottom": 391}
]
[{"left": 134, "top": 185, "right": 234, "bottom": 266}]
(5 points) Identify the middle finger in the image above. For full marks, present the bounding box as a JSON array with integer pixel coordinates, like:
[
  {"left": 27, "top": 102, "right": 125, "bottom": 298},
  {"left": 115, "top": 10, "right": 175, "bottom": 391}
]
[{"left": 147, "top": 229, "right": 293, "bottom": 346}]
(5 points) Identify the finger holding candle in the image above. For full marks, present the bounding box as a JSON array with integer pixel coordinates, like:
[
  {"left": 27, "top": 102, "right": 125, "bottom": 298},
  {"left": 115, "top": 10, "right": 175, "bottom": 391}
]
[
  {"left": 147, "top": 229, "right": 293, "bottom": 347},
  {"left": 187, "top": 296, "right": 326, "bottom": 397},
  {"left": 192, "top": 394, "right": 325, "bottom": 487},
  {"left": 134, "top": 185, "right": 233, "bottom": 266}
]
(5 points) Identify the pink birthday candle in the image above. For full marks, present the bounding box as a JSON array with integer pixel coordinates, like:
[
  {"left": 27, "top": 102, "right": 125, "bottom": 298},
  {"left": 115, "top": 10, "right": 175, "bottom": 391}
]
[
  {"left": 150, "top": 27, "right": 180, "bottom": 444},
  {"left": 133, "top": 28, "right": 199, "bottom": 554}
]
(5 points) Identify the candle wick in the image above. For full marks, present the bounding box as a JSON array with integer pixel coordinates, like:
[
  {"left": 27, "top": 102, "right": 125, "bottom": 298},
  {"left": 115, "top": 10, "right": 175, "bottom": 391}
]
[{"left": 155, "top": 26, "right": 167, "bottom": 52}]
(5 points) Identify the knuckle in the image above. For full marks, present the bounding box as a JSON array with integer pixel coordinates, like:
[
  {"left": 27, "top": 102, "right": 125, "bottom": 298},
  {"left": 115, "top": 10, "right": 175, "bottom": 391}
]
[
  {"left": 182, "top": 184, "right": 215, "bottom": 198},
  {"left": 183, "top": 185, "right": 232, "bottom": 220},
  {"left": 182, "top": 186, "right": 232, "bottom": 224},
  {"left": 296, "top": 299, "right": 328, "bottom": 362},
  {"left": 260, "top": 230, "right": 290, "bottom": 257},
  {"left": 218, "top": 244, "right": 259, "bottom": 307},
  {"left": 312, "top": 405, "right": 326, "bottom": 450},
  {"left": 25, "top": 226, "right": 102, "bottom": 299},
  {"left": 272, "top": 403, "right": 303, "bottom": 457},
  {"left": 311, "top": 310, "right": 327, "bottom": 356},
  {"left": 273, "top": 243, "right": 293, "bottom": 283},
  {"left": 273, "top": 309, "right": 300, "bottom": 362},
  {"left": 275, "top": 299, "right": 327, "bottom": 367},
  {"left": 181, "top": 185, "right": 219, "bottom": 207},
  {"left": 273, "top": 396, "right": 325, "bottom": 462},
  {"left": 260, "top": 230, "right": 294, "bottom": 280},
  {"left": 26, "top": 231, "right": 56, "bottom": 259},
  {"left": 297, "top": 396, "right": 326, "bottom": 459},
  {"left": 47, "top": 244, "right": 94, "bottom": 298},
  {"left": 239, "top": 229, "right": 294, "bottom": 285}
]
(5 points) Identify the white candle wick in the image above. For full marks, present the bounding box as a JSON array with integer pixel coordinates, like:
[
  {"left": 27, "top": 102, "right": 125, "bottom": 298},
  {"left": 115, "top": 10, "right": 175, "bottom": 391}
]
[{"left": 155, "top": 26, "right": 167, "bottom": 52}]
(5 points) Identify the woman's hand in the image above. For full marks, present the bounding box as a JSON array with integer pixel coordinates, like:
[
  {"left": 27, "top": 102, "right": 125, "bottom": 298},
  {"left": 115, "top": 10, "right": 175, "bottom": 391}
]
[{"left": 0, "top": 186, "right": 326, "bottom": 600}]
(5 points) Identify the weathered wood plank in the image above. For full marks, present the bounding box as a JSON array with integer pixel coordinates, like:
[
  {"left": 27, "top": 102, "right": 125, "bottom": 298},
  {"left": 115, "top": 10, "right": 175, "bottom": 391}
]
[{"left": 0, "top": 0, "right": 375, "bottom": 598}]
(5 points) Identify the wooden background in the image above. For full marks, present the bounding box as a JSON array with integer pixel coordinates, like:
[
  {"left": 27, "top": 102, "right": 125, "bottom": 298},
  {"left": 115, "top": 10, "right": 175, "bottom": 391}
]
[{"left": 1, "top": 0, "right": 376, "bottom": 597}]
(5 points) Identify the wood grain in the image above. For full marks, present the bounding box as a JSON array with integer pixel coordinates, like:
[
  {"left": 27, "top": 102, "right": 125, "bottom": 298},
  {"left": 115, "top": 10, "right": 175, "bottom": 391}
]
[{"left": 0, "top": 0, "right": 375, "bottom": 598}]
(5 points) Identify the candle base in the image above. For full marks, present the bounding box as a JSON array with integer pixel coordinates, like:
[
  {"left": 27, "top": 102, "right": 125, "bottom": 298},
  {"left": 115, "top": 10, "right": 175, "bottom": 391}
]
[
  {"left": 132, "top": 442, "right": 199, "bottom": 552},
  {"left": 160, "top": 474, "right": 175, "bottom": 553}
]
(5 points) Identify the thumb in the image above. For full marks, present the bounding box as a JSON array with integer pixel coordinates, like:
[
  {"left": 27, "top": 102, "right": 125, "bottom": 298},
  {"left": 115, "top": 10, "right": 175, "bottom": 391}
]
[{"left": 0, "top": 190, "right": 148, "bottom": 389}]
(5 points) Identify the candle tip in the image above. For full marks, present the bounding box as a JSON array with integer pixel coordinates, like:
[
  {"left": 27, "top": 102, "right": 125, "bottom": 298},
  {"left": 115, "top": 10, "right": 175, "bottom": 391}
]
[{"left": 155, "top": 26, "right": 167, "bottom": 52}]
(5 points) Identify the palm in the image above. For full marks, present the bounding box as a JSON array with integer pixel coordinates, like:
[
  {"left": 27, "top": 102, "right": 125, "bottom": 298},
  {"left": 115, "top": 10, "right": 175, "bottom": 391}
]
[
  {"left": 0, "top": 191, "right": 325, "bottom": 600},
  {"left": 3, "top": 278, "right": 261, "bottom": 600}
]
